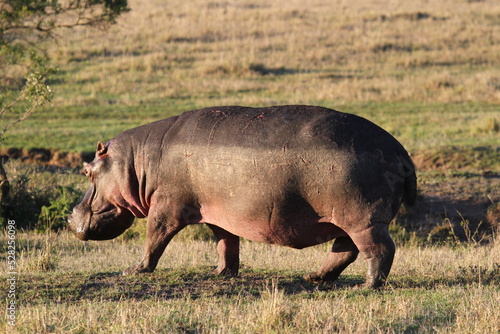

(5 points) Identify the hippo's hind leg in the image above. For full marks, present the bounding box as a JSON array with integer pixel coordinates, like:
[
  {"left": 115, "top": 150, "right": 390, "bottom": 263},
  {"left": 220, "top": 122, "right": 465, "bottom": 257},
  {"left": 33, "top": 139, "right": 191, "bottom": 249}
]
[
  {"left": 207, "top": 224, "right": 240, "bottom": 276},
  {"left": 349, "top": 223, "right": 395, "bottom": 289},
  {"left": 304, "top": 236, "right": 359, "bottom": 283}
]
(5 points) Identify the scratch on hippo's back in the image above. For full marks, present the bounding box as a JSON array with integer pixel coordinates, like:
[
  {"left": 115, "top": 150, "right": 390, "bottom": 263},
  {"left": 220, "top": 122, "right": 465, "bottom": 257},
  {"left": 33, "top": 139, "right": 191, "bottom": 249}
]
[
  {"left": 206, "top": 118, "right": 226, "bottom": 147},
  {"left": 202, "top": 110, "right": 229, "bottom": 147},
  {"left": 159, "top": 127, "right": 170, "bottom": 161}
]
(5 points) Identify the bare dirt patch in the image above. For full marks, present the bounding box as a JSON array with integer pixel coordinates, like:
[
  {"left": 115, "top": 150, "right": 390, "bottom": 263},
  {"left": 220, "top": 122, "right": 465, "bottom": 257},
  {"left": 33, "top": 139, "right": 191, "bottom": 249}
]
[
  {"left": 401, "top": 173, "right": 499, "bottom": 241},
  {"left": 0, "top": 147, "right": 94, "bottom": 169},
  {"left": 402, "top": 146, "right": 499, "bottom": 241}
]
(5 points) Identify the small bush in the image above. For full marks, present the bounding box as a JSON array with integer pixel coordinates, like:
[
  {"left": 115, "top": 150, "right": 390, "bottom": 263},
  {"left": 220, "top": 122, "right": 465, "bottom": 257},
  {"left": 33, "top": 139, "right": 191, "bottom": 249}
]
[
  {"left": 1, "top": 160, "right": 85, "bottom": 232},
  {"left": 1, "top": 172, "right": 47, "bottom": 230},
  {"left": 38, "top": 186, "right": 83, "bottom": 232}
]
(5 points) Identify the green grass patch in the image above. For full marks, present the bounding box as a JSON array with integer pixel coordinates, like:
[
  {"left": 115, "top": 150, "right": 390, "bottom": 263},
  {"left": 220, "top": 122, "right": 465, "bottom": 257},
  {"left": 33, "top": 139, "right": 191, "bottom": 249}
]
[{"left": 1, "top": 102, "right": 498, "bottom": 154}]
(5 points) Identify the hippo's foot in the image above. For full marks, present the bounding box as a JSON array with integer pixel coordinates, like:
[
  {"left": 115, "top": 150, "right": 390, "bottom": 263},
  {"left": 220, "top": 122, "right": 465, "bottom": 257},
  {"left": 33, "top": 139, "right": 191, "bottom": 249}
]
[
  {"left": 362, "top": 283, "right": 381, "bottom": 290},
  {"left": 210, "top": 266, "right": 238, "bottom": 277},
  {"left": 122, "top": 262, "right": 154, "bottom": 276},
  {"left": 350, "top": 281, "right": 384, "bottom": 290},
  {"left": 303, "top": 272, "right": 339, "bottom": 284},
  {"left": 360, "top": 277, "right": 387, "bottom": 290}
]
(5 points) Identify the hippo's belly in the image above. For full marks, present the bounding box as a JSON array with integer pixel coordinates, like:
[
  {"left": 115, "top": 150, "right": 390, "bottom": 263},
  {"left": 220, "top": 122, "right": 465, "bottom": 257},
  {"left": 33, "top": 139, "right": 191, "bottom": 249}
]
[{"left": 199, "top": 204, "right": 347, "bottom": 249}]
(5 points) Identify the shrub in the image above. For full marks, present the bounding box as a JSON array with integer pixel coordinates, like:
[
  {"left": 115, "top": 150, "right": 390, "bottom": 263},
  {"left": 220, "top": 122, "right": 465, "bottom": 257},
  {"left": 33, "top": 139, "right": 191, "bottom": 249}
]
[
  {"left": 38, "top": 186, "right": 83, "bottom": 232},
  {"left": 1, "top": 171, "right": 46, "bottom": 230},
  {"left": 1, "top": 160, "right": 85, "bottom": 231}
]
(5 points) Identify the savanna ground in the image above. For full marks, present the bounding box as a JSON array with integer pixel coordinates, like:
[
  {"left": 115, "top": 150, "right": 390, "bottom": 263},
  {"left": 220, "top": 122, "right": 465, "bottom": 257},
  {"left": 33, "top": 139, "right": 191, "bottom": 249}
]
[{"left": 1, "top": 0, "right": 500, "bottom": 332}]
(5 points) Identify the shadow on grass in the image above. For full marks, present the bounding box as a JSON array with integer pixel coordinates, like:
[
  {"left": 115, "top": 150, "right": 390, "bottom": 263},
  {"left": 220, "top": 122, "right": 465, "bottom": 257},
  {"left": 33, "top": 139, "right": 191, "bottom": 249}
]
[
  {"left": 14, "top": 265, "right": 497, "bottom": 305},
  {"left": 15, "top": 267, "right": 358, "bottom": 304}
]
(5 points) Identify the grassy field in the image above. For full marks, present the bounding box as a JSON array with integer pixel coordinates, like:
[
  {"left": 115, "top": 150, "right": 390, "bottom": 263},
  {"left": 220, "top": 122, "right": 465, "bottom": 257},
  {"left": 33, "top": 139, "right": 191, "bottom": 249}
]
[
  {"left": 1, "top": 0, "right": 499, "bottom": 152},
  {"left": 2, "top": 231, "right": 500, "bottom": 333},
  {"left": 1, "top": 0, "right": 499, "bottom": 333}
]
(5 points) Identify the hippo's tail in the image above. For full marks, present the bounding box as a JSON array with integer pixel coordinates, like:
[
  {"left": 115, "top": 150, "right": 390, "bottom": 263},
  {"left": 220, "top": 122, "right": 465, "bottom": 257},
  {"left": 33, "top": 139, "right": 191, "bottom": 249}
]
[{"left": 402, "top": 155, "right": 417, "bottom": 207}]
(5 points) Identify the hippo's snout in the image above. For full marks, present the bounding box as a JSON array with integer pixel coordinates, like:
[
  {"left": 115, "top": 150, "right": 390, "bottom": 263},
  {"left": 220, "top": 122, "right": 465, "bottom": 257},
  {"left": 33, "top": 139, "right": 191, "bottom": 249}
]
[
  {"left": 67, "top": 205, "right": 91, "bottom": 241},
  {"left": 68, "top": 202, "right": 135, "bottom": 241}
]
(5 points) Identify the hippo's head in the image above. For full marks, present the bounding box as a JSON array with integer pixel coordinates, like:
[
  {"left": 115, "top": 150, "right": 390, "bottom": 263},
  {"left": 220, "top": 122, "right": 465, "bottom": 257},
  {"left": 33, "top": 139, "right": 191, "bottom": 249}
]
[{"left": 68, "top": 141, "right": 136, "bottom": 241}]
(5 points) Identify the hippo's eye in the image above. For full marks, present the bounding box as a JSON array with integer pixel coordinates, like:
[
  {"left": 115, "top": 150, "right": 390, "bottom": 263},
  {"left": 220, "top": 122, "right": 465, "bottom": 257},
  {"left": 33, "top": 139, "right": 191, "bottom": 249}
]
[{"left": 83, "top": 167, "right": 92, "bottom": 178}]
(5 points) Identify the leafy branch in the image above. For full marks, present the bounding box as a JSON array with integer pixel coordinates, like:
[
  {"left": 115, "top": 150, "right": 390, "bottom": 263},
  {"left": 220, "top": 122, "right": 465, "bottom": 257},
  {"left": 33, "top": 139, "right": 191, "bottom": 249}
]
[
  {"left": 0, "top": 51, "right": 56, "bottom": 139},
  {"left": 0, "top": 0, "right": 129, "bottom": 141},
  {"left": 0, "top": 0, "right": 129, "bottom": 207}
]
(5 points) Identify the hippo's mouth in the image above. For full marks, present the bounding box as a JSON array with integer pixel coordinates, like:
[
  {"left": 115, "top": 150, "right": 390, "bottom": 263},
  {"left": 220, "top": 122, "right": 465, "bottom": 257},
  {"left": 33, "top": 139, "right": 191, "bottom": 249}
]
[
  {"left": 69, "top": 205, "right": 132, "bottom": 241},
  {"left": 68, "top": 182, "right": 135, "bottom": 241},
  {"left": 67, "top": 207, "right": 91, "bottom": 241},
  {"left": 68, "top": 183, "right": 97, "bottom": 240}
]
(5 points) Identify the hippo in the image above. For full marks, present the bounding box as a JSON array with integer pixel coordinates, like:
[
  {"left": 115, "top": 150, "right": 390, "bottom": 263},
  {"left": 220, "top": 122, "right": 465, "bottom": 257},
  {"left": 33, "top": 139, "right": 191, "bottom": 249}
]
[{"left": 68, "top": 105, "right": 416, "bottom": 288}]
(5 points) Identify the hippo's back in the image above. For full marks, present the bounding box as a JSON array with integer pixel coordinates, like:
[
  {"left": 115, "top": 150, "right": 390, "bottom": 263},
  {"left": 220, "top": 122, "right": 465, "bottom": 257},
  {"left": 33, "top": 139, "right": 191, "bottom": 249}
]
[{"left": 168, "top": 105, "right": 397, "bottom": 153}]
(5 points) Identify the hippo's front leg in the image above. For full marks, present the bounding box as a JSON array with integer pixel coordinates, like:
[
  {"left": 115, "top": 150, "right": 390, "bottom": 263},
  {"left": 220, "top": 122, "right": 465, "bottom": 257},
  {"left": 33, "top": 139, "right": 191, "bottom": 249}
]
[{"left": 123, "top": 204, "right": 186, "bottom": 275}]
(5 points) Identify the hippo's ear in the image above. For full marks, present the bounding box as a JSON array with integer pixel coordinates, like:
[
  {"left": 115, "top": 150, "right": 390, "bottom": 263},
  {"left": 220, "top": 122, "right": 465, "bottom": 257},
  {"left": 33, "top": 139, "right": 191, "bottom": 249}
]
[{"left": 96, "top": 141, "right": 108, "bottom": 156}]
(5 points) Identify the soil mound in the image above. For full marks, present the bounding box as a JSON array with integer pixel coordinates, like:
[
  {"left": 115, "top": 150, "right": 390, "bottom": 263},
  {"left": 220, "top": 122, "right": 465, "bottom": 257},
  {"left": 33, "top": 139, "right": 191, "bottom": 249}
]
[{"left": 0, "top": 148, "right": 94, "bottom": 169}]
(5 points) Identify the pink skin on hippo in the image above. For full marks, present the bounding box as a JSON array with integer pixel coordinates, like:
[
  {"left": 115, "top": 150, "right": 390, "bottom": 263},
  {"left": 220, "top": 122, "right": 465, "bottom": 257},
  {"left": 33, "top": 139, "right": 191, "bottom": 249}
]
[{"left": 68, "top": 105, "right": 417, "bottom": 289}]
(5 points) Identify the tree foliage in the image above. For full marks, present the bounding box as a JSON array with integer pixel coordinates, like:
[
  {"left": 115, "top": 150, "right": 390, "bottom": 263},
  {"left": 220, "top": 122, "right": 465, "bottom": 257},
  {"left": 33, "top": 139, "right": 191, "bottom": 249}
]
[
  {"left": 0, "top": 0, "right": 129, "bottom": 206},
  {"left": 0, "top": 0, "right": 129, "bottom": 140}
]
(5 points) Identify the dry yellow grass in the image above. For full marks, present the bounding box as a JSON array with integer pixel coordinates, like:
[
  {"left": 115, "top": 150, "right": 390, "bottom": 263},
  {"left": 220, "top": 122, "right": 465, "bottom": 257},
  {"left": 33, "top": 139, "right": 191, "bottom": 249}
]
[
  {"left": 48, "top": 0, "right": 500, "bottom": 107},
  {"left": 5, "top": 231, "right": 500, "bottom": 333}
]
